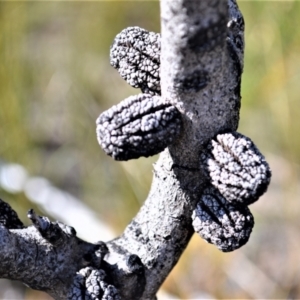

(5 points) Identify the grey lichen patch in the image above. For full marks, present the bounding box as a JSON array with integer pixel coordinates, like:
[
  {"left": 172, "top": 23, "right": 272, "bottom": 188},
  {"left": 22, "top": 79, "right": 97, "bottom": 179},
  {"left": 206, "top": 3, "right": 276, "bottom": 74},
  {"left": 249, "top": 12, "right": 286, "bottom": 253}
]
[
  {"left": 96, "top": 94, "right": 182, "bottom": 161},
  {"left": 192, "top": 188, "right": 254, "bottom": 252},
  {"left": 173, "top": 69, "right": 209, "bottom": 92},
  {"left": 201, "top": 132, "right": 271, "bottom": 205},
  {"left": 67, "top": 267, "right": 120, "bottom": 300},
  {"left": 187, "top": 15, "right": 227, "bottom": 53},
  {"left": 110, "top": 26, "right": 161, "bottom": 95},
  {"left": 0, "top": 198, "right": 24, "bottom": 229}
]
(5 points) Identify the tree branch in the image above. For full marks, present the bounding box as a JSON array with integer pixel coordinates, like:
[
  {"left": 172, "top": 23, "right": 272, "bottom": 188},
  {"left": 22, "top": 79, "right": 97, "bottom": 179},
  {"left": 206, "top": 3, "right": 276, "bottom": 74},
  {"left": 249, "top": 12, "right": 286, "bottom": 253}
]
[
  {"left": 105, "top": 0, "right": 250, "bottom": 298},
  {"left": 0, "top": 1, "right": 271, "bottom": 299}
]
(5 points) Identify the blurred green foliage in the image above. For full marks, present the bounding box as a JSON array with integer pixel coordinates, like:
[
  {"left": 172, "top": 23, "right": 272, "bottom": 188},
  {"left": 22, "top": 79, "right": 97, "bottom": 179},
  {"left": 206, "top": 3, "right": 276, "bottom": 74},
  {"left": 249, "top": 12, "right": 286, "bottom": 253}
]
[
  {"left": 0, "top": 1, "right": 160, "bottom": 229},
  {"left": 0, "top": 1, "right": 299, "bottom": 299}
]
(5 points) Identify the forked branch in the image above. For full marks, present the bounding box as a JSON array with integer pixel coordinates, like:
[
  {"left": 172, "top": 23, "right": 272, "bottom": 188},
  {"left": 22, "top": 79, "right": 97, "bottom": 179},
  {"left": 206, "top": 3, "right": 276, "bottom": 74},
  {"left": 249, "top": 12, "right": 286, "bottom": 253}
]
[{"left": 0, "top": 1, "right": 271, "bottom": 299}]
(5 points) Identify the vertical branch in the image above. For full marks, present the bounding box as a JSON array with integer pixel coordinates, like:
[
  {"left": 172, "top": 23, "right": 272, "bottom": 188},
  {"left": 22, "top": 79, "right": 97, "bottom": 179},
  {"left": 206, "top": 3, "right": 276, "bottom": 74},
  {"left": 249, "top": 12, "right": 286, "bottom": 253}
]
[
  {"left": 106, "top": 1, "right": 243, "bottom": 299},
  {"left": 161, "top": 0, "right": 240, "bottom": 165}
]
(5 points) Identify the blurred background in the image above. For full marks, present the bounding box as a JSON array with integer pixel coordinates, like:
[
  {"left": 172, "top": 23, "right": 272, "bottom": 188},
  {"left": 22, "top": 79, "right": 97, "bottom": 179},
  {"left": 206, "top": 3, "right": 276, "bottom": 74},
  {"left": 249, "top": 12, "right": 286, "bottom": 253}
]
[{"left": 0, "top": 1, "right": 299, "bottom": 299}]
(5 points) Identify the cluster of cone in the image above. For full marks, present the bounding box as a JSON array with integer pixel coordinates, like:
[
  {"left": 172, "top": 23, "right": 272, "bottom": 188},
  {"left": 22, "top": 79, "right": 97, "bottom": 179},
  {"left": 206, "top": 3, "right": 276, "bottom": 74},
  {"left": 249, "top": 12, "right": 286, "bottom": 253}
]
[{"left": 96, "top": 27, "right": 271, "bottom": 252}]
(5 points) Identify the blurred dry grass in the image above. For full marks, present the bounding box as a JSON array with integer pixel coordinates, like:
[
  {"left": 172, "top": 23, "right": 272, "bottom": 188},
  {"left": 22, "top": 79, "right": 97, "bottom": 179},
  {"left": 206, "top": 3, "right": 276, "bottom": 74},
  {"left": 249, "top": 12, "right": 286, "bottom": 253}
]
[{"left": 0, "top": 1, "right": 299, "bottom": 299}]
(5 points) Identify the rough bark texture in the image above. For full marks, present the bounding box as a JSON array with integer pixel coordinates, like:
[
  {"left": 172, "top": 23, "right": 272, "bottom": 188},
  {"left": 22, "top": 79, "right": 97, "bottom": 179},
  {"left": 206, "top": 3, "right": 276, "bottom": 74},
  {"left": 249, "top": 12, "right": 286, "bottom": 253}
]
[
  {"left": 0, "top": 207, "right": 110, "bottom": 299},
  {"left": 0, "top": 1, "right": 271, "bottom": 299},
  {"left": 107, "top": 1, "right": 243, "bottom": 298}
]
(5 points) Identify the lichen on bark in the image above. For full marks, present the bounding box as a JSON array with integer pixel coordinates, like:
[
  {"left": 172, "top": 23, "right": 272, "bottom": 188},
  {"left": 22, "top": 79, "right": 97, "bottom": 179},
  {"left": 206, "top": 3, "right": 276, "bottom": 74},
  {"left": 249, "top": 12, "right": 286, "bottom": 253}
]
[{"left": 0, "top": 1, "right": 272, "bottom": 299}]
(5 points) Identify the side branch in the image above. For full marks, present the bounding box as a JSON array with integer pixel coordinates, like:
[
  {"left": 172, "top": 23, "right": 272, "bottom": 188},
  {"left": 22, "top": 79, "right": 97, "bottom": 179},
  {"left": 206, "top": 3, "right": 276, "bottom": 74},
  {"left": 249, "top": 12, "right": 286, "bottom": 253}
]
[{"left": 0, "top": 200, "right": 112, "bottom": 299}]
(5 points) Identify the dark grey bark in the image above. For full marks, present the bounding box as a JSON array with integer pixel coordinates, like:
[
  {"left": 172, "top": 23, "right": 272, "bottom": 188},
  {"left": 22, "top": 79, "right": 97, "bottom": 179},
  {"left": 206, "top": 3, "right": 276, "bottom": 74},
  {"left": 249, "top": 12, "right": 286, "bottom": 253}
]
[{"left": 0, "top": 1, "right": 271, "bottom": 299}]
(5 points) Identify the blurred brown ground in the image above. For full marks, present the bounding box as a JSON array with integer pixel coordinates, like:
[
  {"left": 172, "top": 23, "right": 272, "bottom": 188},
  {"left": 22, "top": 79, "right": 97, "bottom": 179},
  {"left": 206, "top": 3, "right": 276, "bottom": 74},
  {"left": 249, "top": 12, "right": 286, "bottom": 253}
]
[{"left": 0, "top": 1, "right": 299, "bottom": 299}]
